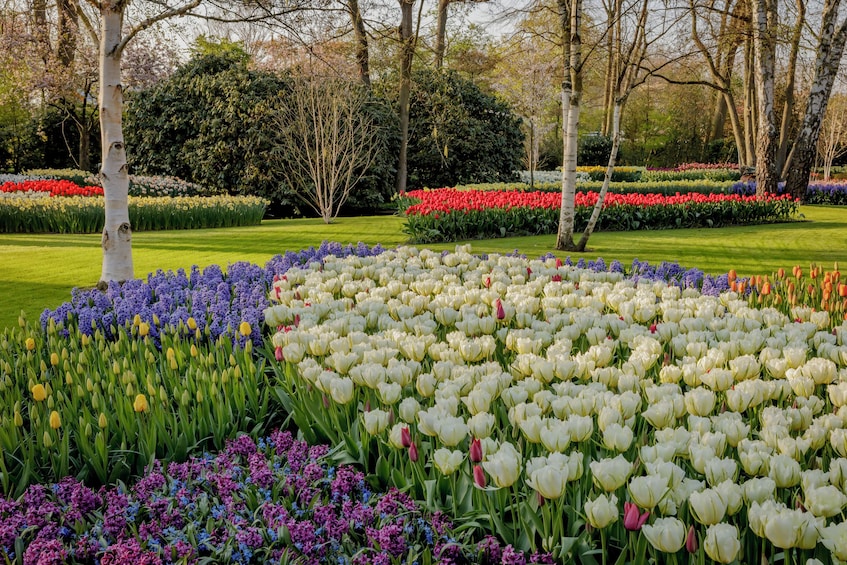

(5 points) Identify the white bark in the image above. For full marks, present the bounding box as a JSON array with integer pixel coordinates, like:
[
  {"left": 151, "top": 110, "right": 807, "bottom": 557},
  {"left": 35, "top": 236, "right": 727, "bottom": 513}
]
[
  {"left": 556, "top": 0, "right": 581, "bottom": 251},
  {"left": 577, "top": 102, "right": 621, "bottom": 251},
  {"left": 99, "top": 6, "right": 134, "bottom": 284},
  {"left": 752, "top": 0, "right": 778, "bottom": 194}
]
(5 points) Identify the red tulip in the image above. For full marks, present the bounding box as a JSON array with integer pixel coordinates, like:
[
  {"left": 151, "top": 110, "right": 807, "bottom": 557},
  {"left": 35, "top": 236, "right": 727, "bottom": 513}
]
[
  {"left": 495, "top": 299, "right": 505, "bottom": 320},
  {"left": 401, "top": 426, "right": 412, "bottom": 448},
  {"left": 408, "top": 442, "right": 418, "bottom": 462}
]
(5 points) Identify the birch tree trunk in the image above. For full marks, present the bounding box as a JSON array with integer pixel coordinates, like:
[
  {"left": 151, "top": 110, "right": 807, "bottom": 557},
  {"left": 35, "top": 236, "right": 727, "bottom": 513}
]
[
  {"left": 395, "top": 0, "right": 415, "bottom": 193},
  {"left": 775, "top": 0, "right": 804, "bottom": 175},
  {"left": 99, "top": 4, "right": 134, "bottom": 285},
  {"left": 577, "top": 101, "right": 621, "bottom": 251},
  {"left": 784, "top": 0, "right": 847, "bottom": 199},
  {"left": 752, "top": 0, "right": 778, "bottom": 195},
  {"left": 556, "top": 0, "right": 581, "bottom": 252}
]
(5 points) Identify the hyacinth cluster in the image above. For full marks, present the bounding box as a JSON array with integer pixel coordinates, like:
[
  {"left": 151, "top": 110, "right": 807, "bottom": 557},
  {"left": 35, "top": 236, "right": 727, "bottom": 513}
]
[
  {"left": 266, "top": 245, "right": 847, "bottom": 562},
  {"left": 128, "top": 175, "right": 216, "bottom": 198},
  {"left": 1, "top": 429, "right": 547, "bottom": 565},
  {"left": 40, "top": 242, "right": 386, "bottom": 347}
]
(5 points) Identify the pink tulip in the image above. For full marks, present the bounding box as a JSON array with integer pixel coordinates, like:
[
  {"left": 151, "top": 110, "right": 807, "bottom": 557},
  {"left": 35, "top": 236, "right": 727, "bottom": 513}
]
[
  {"left": 685, "top": 525, "right": 698, "bottom": 553},
  {"left": 495, "top": 299, "right": 505, "bottom": 320},
  {"left": 470, "top": 438, "right": 483, "bottom": 462},
  {"left": 401, "top": 426, "right": 412, "bottom": 448},
  {"left": 274, "top": 346, "right": 284, "bottom": 362},
  {"left": 473, "top": 465, "right": 486, "bottom": 488},
  {"left": 623, "top": 501, "right": 649, "bottom": 531},
  {"left": 408, "top": 442, "right": 418, "bottom": 462}
]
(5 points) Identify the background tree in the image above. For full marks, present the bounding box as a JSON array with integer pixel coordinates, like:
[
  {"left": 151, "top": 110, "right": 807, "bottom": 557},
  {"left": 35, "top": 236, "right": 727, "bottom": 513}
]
[
  {"left": 816, "top": 92, "right": 847, "bottom": 180},
  {"left": 267, "top": 77, "right": 382, "bottom": 223}
]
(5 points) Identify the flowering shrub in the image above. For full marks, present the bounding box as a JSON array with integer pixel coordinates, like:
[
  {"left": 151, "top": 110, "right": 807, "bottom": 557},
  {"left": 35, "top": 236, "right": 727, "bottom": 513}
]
[
  {"left": 266, "top": 246, "right": 847, "bottom": 562},
  {"left": 21, "top": 168, "right": 96, "bottom": 186},
  {"left": 643, "top": 164, "right": 740, "bottom": 183},
  {"left": 2, "top": 430, "right": 544, "bottom": 564},
  {"left": 0, "top": 179, "right": 103, "bottom": 197},
  {"left": 401, "top": 188, "right": 798, "bottom": 243},
  {"left": 0, "top": 195, "right": 267, "bottom": 233}
]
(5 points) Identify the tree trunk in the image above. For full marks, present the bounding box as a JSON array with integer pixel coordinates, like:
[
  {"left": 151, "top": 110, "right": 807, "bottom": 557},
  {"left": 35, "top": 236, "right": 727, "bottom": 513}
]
[
  {"left": 752, "top": 0, "right": 778, "bottom": 195},
  {"left": 577, "top": 101, "right": 621, "bottom": 251},
  {"left": 708, "top": 93, "right": 727, "bottom": 144},
  {"left": 775, "top": 0, "right": 804, "bottom": 176},
  {"left": 395, "top": 0, "right": 415, "bottom": 193},
  {"left": 556, "top": 0, "right": 581, "bottom": 252},
  {"left": 785, "top": 0, "right": 847, "bottom": 200},
  {"left": 98, "top": 5, "right": 134, "bottom": 284},
  {"left": 57, "top": 0, "right": 78, "bottom": 67},
  {"left": 434, "top": 0, "right": 449, "bottom": 69},
  {"left": 33, "top": 0, "right": 49, "bottom": 51},
  {"left": 347, "top": 0, "right": 371, "bottom": 87}
]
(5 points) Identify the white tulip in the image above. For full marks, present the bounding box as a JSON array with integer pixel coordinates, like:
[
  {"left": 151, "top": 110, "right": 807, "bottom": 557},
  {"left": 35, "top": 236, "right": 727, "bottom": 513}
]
[
  {"left": 437, "top": 416, "right": 468, "bottom": 447},
  {"left": 704, "top": 523, "right": 741, "bottom": 564},
  {"left": 433, "top": 448, "right": 464, "bottom": 475},
  {"left": 821, "top": 521, "right": 847, "bottom": 561},
  {"left": 590, "top": 455, "right": 633, "bottom": 492},
  {"left": 398, "top": 397, "right": 420, "bottom": 423},
  {"left": 688, "top": 487, "right": 727, "bottom": 525},
  {"left": 584, "top": 493, "right": 619, "bottom": 529},
  {"left": 642, "top": 517, "right": 686, "bottom": 553},
  {"left": 482, "top": 442, "right": 522, "bottom": 488},
  {"left": 467, "top": 412, "right": 495, "bottom": 439},
  {"left": 743, "top": 477, "right": 776, "bottom": 505},
  {"left": 805, "top": 485, "right": 847, "bottom": 518},
  {"left": 704, "top": 457, "right": 737, "bottom": 486},
  {"left": 602, "top": 423, "right": 633, "bottom": 452},
  {"left": 769, "top": 454, "right": 802, "bottom": 488},
  {"left": 628, "top": 474, "right": 669, "bottom": 510},
  {"left": 363, "top": 409, "right": 389, "bottom": 435}
]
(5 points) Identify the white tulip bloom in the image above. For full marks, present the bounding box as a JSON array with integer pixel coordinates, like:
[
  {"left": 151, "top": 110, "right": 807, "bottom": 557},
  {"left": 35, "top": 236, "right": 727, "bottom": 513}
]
[
  {"left": 584, "top": 493, "right": 619, "bottom": 529},
  {"left": 642, "top": 517, "right": 686, "bottom": 553},
  {"left": 628, "top": 474, "right": 669, "bottom": 510},
  {"left": 704, "top": 523, "right": 741, "bottom": 564},
  {"left": 433, "top": 448, "right": 464, "bottom": 475},
  {"left": 590, "top": 455, "right": 633, "bottom": 492}
]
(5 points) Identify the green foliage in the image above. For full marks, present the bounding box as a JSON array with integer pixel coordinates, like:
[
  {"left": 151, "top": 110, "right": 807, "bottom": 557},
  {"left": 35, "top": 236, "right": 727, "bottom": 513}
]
[
  {"left": 641, "top": 168, "right": 741, "bottom": 182},
  {"left": 0, "top": 195, "right": 267, "bottom": 233},
  {"left": 577, "top": 134, "right": 612, "bottom": 166},
  {"left": 0, "top": 317, "right": 270, "bottom": 493},
  {"left": 124, "top": 53, "right": 289, "bottom": 204},
  {"left": 377, "top": 69, "right": 524, "bottom": 188}
]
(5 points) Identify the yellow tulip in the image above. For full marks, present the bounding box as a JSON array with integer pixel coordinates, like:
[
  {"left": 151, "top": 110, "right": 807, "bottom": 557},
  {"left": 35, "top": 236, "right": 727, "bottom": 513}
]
[
  {"left": 239, "top": 321, "right": 251, "bottom": 336},
  {"left": 98, "top": 413, "right": 108, "bottom": 428},
  {"left": 25, "top": 337, "right": 35, "bottom": 351},
  {"left": 138, "top": 322, "right": 150, "bottom": 337},
  {"left": 133, "top": 393, "right": 149, "bottom": 413},
  {"left": 49, "top": 410, "right": 61, "bottom": 429},
  {"left": 31, "top": 383, "right": 47, "bottom": 402},
  {"left": 50, "top": 352, "right": 59, "bottom": 366}
]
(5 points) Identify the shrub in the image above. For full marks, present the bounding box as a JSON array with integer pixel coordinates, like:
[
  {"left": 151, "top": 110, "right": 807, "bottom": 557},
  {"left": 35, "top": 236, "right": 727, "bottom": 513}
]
[
  {"left": 22, "top": 168, "right": 97, "bottom": 186},
  {"left": 577, "top": 133, "right": 612, "bottom": 165},
  {"left": 375, "top": 69, "right": 524, "bottom": 189}
]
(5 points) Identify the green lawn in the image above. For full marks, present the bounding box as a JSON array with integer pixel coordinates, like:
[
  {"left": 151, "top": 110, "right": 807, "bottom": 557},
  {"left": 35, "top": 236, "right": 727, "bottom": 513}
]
[{"left": 3, "top": 205, "right": 847, "bottom": 330}]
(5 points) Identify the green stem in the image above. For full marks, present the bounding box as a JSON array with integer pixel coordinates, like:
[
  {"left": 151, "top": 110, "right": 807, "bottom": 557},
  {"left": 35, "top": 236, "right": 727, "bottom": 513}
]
[{"left": 600, "top": 528, "right": 607, "bottom": 565}]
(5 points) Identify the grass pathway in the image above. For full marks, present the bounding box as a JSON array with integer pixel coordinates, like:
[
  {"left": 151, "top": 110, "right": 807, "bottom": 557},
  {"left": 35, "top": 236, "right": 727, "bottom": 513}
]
[{"left": 3, "top": 205, "right": 846, "bottom": 330}]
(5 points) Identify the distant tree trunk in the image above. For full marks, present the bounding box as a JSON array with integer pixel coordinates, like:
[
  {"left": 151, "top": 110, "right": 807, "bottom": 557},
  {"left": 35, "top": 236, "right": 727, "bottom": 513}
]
[
  {"left": 744, "top": 38, "right": 757, "bottom": 170},
  {"left": 33, "top": 0, "right": 49, "bottom": 52},
  {"left": 395, "top": 0, "right": 415, "bottom": 193},
  {"left": 785, "top": 0, "right": 847, "bottom": 199},
  {"left": 434, "top": 0, "right": 449, "bottom": 69},
  {"left": 752, "top": 0, "right": 778, "bottom": 194},
  {"left": 346, "top": 0, "right": 371, "bottom": 87},
  {"left": 98, "top": 4, "right": 134, "bottom": 284},
  {"left": 775, "top": 0, "right": 805, "bottom": 176},
  {"left": 57, "top": 0, "right": 78, "bottom": 67},
  {"left": 556, "top": 0, "right": 581, "bottom": 252}
]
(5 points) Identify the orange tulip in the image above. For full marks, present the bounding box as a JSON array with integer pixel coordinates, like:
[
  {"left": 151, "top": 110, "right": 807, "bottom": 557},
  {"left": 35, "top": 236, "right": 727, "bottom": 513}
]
[
  {"left": 840, "top": 283, "right": 847, "bottom": 298},
  {"left": 728, "top": 269, "right": 737, "bottom": 283},
  {"left": 777, "top": 268, "right": 785, "bottom": 279},
  {"left": 761, "top": 282, "right": 771, "bottom": 295}
]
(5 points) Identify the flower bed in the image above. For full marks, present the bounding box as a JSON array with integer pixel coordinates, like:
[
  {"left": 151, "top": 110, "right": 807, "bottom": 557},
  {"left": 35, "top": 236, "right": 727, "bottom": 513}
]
[
  {"left": 401, "top": 188, "right": 798, "bottom": 243},
  {"left": 2, "top": 430, "right": 546, "bottom": 564},
  {"left": 458, "top": 180, "right": 734, "bottom": 196},
  {"left": 0, "top": 194, "right": 268, "bottom": 233},
  {"left": 265, "top": 246, "right": 847, "bottom": 562},
  {"left": 733, "top": 180, "right": 847, "bottom": 205},
  {"left": 0, "top": 179, "right": 103, "bottom": 197}
]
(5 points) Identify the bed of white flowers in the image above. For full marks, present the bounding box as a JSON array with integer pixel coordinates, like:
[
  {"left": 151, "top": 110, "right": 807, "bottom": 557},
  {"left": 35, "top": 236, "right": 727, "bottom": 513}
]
[{"left": 264, "top": 245, "right": 847, "bottom": 565}]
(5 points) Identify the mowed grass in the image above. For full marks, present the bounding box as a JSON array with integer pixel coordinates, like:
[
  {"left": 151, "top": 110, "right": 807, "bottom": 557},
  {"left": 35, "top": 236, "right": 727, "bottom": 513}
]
[{"left": 3, "top": 205, "right": 847, "bottom": 330}]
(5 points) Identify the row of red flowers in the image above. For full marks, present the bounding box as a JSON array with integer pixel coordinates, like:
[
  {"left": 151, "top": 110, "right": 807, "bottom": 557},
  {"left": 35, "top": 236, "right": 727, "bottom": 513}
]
[
  {"left": 0, "top": 180, "right": 103, "bottom": 197},
  {"left": 403, "top": 188, "right": 796, "bottom": 217}
]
